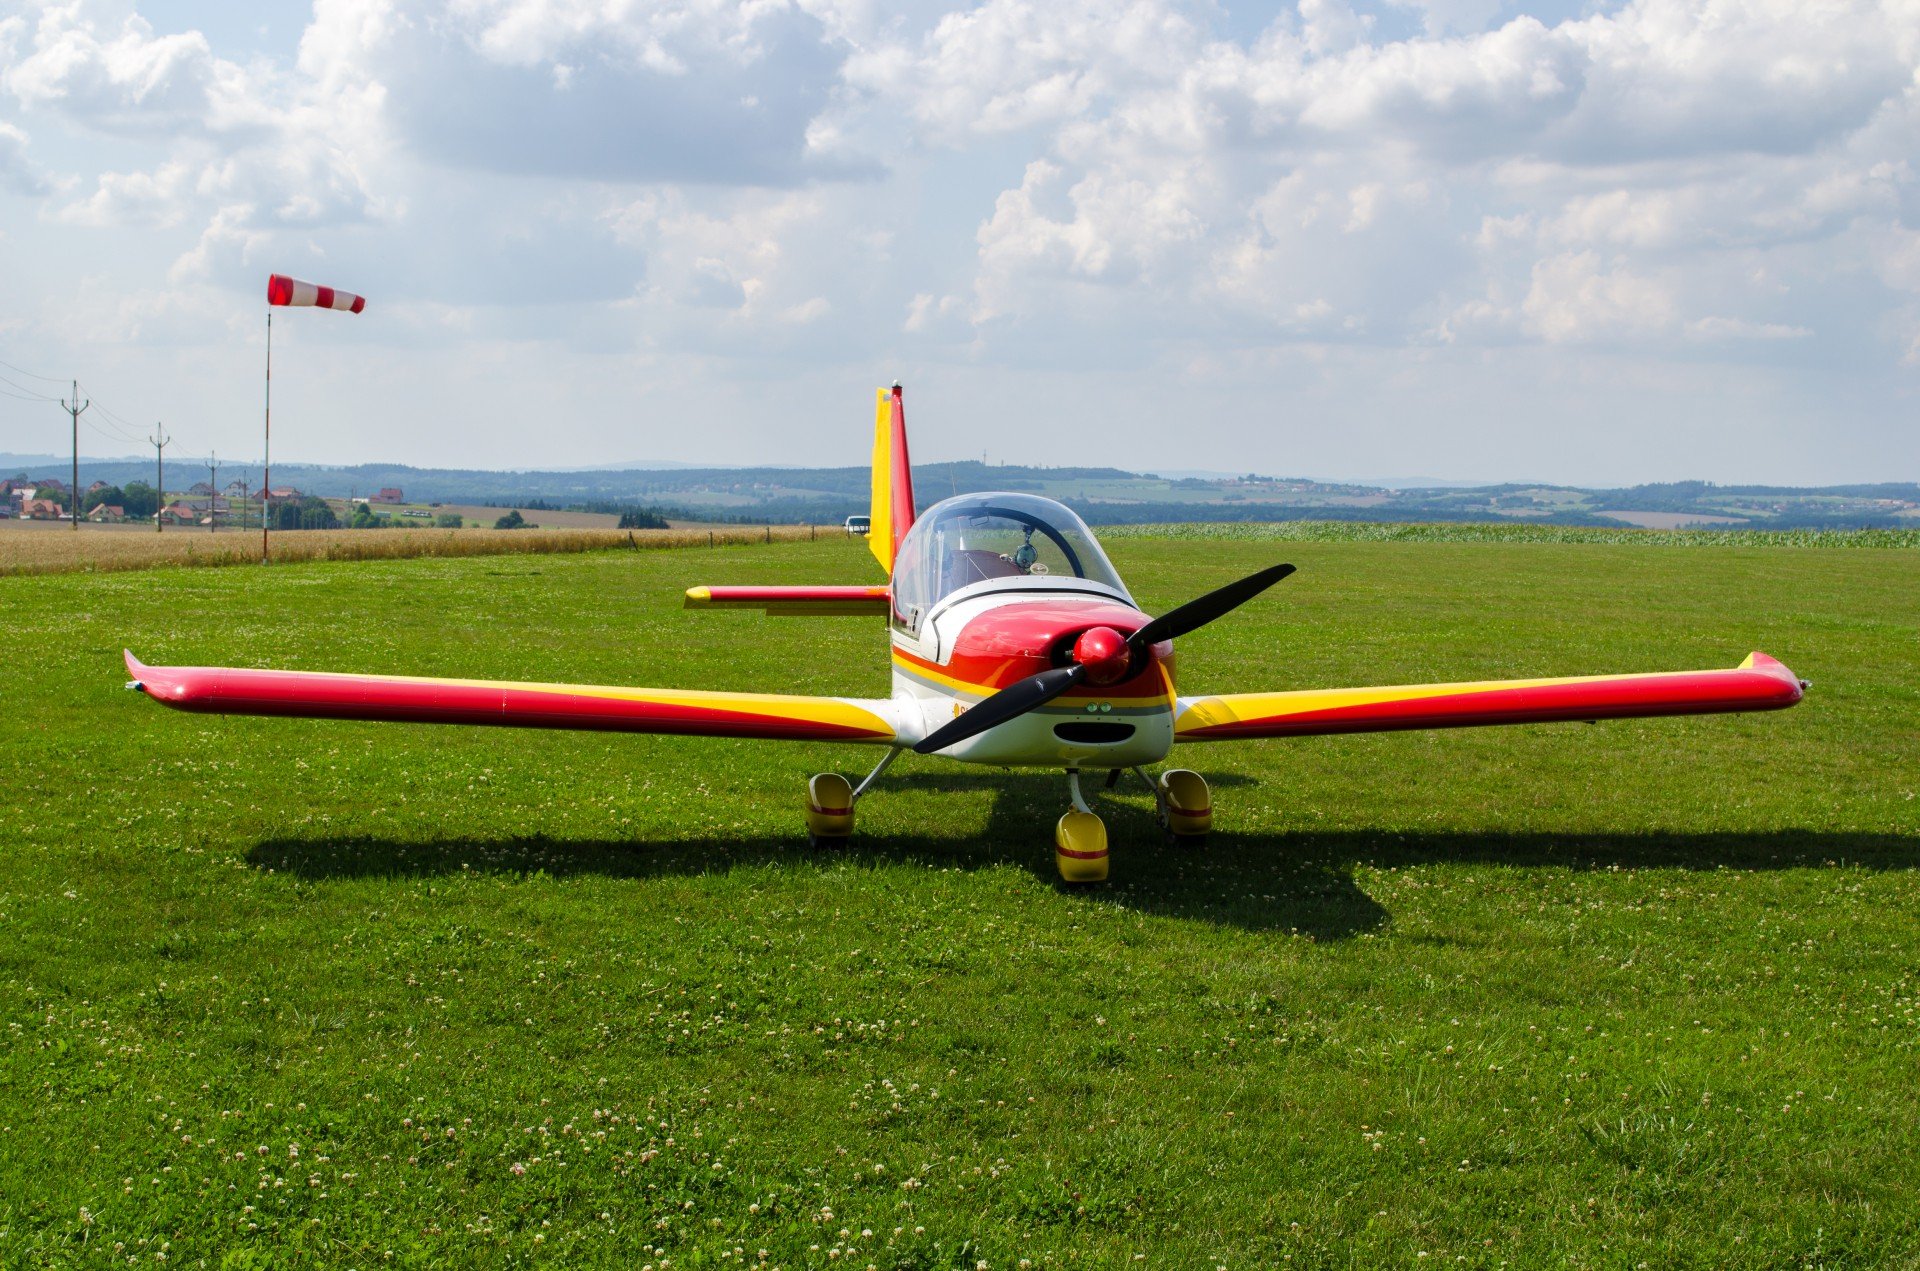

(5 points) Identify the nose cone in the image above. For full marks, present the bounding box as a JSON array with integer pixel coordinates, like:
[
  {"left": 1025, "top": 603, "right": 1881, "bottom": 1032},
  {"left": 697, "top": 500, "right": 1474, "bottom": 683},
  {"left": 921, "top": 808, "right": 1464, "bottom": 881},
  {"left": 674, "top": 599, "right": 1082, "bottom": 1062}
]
[{"left": 1073, "top": 625, "right": 1132, "bottom": 685}]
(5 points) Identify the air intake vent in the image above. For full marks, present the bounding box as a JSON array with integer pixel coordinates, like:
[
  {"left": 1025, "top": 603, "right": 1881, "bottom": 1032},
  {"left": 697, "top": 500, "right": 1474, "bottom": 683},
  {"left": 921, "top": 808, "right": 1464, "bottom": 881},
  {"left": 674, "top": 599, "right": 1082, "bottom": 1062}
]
[{"left": 1053, "top": 722, "right": 1136, "bottom": 744}]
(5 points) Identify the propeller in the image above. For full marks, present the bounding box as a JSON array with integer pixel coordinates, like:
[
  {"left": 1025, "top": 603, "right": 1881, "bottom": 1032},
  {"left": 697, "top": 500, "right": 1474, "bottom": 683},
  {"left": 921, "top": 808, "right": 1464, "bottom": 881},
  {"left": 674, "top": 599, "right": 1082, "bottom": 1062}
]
[{"left": 912, "top": 562, "right": 1296, "bottom": 755}]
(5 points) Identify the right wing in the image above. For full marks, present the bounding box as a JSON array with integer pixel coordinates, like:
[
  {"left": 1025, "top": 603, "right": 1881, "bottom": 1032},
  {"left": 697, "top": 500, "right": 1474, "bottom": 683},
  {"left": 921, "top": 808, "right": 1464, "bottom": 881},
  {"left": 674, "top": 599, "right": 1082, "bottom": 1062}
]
[
  {"left": 1175, "top": 651, "right": 1805, "bottom": 741},
  {"left": 125, "top": 651, "right": 907, "bottom": 744}
]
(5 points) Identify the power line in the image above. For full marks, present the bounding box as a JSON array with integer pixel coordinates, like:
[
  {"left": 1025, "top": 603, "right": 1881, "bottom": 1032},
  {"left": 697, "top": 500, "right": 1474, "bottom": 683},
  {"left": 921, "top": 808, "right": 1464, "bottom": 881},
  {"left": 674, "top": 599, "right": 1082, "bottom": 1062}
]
[
  {"left": 83, "top": 416, "right": 149, "bottom": 448},
  {"left": 0, "top": 354, "right": 70, "bottom": 384},
  {"left": 0, "top": 372, "right": 60, "bottom": 401},
  {"left": 77, "top": 402, "right": 149, "bottom": 445},
  {"left": 80, "top": 388, "right": 152, "bottom": 437}
]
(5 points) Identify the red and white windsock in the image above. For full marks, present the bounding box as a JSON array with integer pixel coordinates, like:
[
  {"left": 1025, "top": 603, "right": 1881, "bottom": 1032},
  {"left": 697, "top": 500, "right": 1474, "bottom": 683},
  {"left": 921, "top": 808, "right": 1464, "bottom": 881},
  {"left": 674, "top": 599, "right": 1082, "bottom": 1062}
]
[{"left": 267, "top": 274, "right": 366, "bottom": 314}]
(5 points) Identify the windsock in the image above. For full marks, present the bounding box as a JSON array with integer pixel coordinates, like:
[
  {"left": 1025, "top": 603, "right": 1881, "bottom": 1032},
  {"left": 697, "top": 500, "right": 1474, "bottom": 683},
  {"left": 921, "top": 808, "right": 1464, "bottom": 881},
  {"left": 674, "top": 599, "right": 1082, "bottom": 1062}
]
[{"left": 267, "top": 274, "right": 366, "bottom": 314}]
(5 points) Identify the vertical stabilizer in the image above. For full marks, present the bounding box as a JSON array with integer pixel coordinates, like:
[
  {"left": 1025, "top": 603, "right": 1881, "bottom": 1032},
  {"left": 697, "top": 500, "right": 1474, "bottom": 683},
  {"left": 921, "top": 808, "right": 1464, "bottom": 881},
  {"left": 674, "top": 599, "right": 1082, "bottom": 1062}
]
[{"left": 868, "top": 384, "right": 916, "bottom": 573}]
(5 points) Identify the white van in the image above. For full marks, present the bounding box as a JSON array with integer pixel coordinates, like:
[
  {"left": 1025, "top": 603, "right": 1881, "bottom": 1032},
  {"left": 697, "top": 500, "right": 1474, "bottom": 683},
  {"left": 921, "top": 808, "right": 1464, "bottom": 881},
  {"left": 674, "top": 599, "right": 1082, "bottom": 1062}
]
[{"left": 844, "top": 515, "right": 871, "bottom": 537}]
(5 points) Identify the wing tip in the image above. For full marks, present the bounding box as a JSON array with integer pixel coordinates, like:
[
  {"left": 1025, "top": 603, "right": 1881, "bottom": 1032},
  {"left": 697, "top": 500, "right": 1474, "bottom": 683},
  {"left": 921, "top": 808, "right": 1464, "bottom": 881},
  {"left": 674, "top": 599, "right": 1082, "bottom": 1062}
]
[
  {"left": 683, "top": 586, "right": 711, "bottom": 608},
  {"left": 1740, "top": 650, "right": 1806, "bottom": 700}
]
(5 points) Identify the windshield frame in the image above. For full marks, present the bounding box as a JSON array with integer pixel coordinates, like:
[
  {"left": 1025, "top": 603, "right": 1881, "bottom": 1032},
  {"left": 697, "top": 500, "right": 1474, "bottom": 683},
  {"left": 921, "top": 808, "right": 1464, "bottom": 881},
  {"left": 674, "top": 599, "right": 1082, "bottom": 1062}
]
[{"left": 890, "top": 493, "right": 1133, "bottom": 634}]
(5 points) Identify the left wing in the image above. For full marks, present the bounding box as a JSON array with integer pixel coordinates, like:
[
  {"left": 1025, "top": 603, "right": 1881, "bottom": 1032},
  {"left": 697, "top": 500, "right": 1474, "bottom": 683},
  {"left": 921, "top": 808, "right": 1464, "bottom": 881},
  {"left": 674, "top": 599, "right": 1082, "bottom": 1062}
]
[
  {"left": 684, "top": 585, "right": 889, "bottom": 616},
  {"left": 1175, "top": 651, "right": 1804, "bottom": 741},
  {"left": 125, "top": 651, "right": 905, "bottom": 744}
]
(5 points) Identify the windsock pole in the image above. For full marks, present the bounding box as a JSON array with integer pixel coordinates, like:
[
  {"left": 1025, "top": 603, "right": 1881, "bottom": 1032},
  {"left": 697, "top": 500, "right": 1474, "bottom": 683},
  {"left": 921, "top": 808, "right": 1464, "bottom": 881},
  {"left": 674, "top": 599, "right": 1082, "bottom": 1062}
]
[
  {"left": 262, "top": 273, "right": 364, "bottom": 562},
  {"left": 262, "top": 309, "right": 272, "bottom": 564}
]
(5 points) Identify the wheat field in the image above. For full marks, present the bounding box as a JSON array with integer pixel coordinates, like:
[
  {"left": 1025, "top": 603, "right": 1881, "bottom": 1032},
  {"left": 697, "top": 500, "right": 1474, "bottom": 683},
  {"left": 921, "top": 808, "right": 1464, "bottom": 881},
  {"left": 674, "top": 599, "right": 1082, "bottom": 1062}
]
[{"left": 0, "top": 522, "right": 835, "bottom": 576}]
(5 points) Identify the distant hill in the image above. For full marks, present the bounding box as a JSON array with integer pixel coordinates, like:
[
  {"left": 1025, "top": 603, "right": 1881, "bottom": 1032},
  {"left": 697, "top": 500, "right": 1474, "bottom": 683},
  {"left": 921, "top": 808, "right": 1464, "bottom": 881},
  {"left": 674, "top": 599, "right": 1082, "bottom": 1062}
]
[{"left": 4, "top": 454, "right": 1913, "bottom": 530}]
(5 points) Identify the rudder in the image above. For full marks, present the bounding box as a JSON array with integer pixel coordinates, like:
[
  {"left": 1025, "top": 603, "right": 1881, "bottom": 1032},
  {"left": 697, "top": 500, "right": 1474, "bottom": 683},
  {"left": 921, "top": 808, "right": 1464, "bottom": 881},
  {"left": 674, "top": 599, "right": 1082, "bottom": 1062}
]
[{"left": 868, "top": 383, "right": 916, "bottom": 573}]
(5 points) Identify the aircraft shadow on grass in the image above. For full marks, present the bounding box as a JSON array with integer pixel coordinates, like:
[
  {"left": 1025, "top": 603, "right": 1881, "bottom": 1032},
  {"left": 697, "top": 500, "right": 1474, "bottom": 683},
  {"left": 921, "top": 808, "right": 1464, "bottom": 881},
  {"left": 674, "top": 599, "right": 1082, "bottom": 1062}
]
[{"left": 244, "top": 775, "right": 1919, "bottom": 941}]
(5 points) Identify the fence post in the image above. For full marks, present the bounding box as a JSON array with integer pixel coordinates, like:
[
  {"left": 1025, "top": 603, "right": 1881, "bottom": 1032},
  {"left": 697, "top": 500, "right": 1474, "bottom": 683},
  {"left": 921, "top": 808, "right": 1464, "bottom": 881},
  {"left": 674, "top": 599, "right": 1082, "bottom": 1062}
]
[{"left": 709, "top": 531, "right": 714, "bottom": 547}]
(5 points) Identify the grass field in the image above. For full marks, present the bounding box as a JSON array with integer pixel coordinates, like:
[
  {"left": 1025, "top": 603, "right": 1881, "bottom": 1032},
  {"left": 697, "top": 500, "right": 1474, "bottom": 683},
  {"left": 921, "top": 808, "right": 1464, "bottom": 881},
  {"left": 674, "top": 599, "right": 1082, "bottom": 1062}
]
[{"left": 2, "top": 535, "right": 1915, "bottom": 1268}]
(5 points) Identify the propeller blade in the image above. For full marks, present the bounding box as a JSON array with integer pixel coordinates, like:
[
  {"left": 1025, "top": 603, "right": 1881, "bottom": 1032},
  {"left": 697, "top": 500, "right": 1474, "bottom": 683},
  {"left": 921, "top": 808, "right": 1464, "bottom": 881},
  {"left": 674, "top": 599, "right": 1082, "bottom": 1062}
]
[
  {"left": 1131, "top": 562, "right": 1296, "bottom": 650},
  {"left": 912, "top": 663, "right": 1086, "bottom": 754},
  {"left": 910, "top": 563, "right": 1296, "bottom": 756}
]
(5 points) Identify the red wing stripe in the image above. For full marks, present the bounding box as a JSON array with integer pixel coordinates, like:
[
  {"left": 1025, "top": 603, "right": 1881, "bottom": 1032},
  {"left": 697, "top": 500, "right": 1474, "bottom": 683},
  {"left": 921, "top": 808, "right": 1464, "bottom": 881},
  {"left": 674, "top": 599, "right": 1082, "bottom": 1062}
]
[{"left": 128, "top": 656, "right": 893, "bottom": 742}]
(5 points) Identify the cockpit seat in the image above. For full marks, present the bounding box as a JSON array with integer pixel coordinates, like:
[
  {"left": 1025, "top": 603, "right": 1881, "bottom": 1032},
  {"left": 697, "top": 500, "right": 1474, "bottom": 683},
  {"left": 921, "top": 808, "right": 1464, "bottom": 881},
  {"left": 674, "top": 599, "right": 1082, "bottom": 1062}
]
[{"left": 951, "top": 549, "right": 1025, "bottom": 587}]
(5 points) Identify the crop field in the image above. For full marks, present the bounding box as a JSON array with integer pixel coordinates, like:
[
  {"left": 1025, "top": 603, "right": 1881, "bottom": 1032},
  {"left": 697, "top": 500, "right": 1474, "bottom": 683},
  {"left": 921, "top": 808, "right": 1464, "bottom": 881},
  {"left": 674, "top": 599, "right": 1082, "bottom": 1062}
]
[
  {"left": 2, "top": 534, "right": 1915, "bottom": 1268},
  {"left": 0, "top": 522, "right": 827, "bottom": 578}
]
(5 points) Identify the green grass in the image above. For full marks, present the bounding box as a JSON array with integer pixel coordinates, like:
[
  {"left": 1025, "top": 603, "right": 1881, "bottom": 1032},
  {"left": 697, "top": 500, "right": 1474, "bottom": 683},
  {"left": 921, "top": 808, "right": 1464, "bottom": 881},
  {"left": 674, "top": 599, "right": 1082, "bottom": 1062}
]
[
  {"left": 2, "top": 536, "right": 1916, "bottom": 1268},
  {"left": 1101, "top": 520, "right": 1920, "bottom": 549}
]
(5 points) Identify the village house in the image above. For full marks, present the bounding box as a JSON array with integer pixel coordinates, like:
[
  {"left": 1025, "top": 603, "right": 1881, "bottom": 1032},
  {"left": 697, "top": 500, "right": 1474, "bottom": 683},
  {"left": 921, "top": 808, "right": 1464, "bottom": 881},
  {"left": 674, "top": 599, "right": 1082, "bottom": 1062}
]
[
  {"left": 87, "top": 504, "right": 127, "bottom": 522},
  {"left": 159, "top": 501, "right": 198, "bottom": 525},
  {"left": 372, "top": 487, "right": 404, "bottom": 503},
  {"left": 23, "top": 498, "right": 65, "bottom": 520}
]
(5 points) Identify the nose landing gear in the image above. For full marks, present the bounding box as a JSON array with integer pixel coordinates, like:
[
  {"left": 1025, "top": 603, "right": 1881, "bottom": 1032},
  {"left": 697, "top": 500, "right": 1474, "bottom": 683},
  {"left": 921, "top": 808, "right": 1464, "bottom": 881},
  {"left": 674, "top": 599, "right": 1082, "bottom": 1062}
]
[
  {"left": 1055, "top": 770, "right": 1111, "bottom": 883},
  {"left": 1052, "top": 766, "right": 1213, "bottom": 883}
]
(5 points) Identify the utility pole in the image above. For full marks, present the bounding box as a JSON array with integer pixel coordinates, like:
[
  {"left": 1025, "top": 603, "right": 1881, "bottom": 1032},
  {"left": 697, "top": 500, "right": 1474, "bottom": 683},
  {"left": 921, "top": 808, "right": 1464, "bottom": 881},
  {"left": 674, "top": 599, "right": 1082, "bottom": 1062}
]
[
  {"left": 207, "top": 451, "right": 217, "bottom": 534},
  {"left": 239, "top": 470, "right": 250, "bottom": 534},
  {"left": 150, "top": 426, "right": 170, "bottom": 533},
  {"left": 62, "top": 381, "right": 89, "bottom": 531}
]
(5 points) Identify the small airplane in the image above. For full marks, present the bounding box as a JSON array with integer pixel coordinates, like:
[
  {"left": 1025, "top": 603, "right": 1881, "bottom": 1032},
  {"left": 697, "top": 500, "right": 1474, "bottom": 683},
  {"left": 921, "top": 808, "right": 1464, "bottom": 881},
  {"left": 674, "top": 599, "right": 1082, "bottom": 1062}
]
[{"left": 126, "top": 386, "right": 1808, "bottom": 882}]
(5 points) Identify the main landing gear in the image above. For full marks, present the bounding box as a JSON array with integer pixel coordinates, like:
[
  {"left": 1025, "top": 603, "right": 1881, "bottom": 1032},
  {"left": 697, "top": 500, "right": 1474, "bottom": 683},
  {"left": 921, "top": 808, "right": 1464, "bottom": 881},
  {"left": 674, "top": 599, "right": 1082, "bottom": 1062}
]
[
  {"left": 804, "top": 749, "right": 899, "bottom": 848},
  {"left": 803, "top": 755, "right": 1212, "bottom": 884}
]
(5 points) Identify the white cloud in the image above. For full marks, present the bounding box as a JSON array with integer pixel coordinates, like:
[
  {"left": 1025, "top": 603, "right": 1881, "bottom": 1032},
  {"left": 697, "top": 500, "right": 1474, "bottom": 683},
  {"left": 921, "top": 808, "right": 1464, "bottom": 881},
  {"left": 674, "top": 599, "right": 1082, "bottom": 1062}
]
[
  {"left": 56, "top": 156, "right": 191, "bottom": 225},
  {"left": 1685, "top": 315, "right": 1812, "bottom": 341},
  {"left": 3, "top": 2, "right": 266, "bottom": 135},
  {"left": 1521, "top": 250, "right": 1675, "bottom": 341},
  {"left": 0, "top": 119, "right": 47, "bottom": 194}
]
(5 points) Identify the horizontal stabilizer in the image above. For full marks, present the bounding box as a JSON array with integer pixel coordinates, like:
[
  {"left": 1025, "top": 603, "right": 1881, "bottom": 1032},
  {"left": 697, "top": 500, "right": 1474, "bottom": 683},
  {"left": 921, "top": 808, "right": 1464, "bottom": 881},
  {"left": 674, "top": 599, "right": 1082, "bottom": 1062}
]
[
  {"left": 684, "top": 585, "right": 890, "bottom": 616},
  {"left": 124, "top": 650, "right": 902, "bottom": 744},
  {"left": 1175, "top": 651, "right": 1805, "bottom": 742}
]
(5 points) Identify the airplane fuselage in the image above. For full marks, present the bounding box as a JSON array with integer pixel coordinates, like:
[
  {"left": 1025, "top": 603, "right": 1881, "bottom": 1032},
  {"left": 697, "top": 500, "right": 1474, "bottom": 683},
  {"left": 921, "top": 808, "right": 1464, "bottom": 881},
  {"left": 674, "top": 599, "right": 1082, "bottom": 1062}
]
[{"left": 889, "top": 582, "right": 1176, "bottom": 768}]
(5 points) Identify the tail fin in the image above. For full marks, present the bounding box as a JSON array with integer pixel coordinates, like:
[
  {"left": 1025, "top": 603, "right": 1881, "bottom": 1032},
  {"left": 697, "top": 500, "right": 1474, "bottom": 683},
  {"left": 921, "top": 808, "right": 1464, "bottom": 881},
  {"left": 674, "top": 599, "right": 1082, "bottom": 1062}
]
[{"left": 868, "top": 383, "right": 917, "bottom": 573}]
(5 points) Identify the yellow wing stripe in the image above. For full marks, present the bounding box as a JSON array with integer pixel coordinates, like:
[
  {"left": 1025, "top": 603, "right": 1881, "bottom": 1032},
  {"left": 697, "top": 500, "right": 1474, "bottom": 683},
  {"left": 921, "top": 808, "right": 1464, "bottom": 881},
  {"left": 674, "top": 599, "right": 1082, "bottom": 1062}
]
[
  {"left": 1174, "top": 669, "right": 1689, "bottom": 733},
  {"left": 869, "top": 387, "right": 893, "bottom": 573}
]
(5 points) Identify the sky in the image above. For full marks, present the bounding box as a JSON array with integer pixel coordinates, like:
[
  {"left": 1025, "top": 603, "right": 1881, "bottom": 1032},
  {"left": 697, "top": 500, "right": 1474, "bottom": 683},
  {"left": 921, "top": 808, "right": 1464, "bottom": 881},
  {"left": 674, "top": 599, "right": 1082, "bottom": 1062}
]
[{"left": 0, "top": 0, "right": 1915, "bottom": 486}]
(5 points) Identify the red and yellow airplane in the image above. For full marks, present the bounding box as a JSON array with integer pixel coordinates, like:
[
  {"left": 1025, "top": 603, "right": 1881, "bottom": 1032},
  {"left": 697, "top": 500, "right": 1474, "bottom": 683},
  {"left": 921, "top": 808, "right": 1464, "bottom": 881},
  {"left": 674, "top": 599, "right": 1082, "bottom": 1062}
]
[{"left": 126, "top": 386, "right": 1807, "bottom": 882}]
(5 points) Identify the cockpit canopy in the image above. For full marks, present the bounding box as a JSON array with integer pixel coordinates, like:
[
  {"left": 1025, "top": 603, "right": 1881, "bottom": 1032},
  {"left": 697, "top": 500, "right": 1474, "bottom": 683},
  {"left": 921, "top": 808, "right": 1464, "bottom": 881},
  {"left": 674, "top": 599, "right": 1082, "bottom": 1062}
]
[{"left": 890, "top": 493, "right": 1130, "bottom": 629}]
